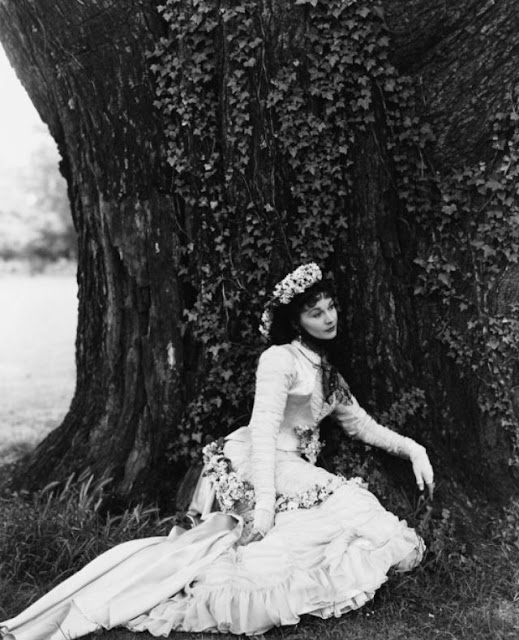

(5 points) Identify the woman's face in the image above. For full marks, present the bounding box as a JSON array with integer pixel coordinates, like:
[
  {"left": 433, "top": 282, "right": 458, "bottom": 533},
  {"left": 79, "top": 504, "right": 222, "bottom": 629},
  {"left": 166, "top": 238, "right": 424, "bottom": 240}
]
[{"left": 298, "top": 295, "right": 338, "bottom": 340}]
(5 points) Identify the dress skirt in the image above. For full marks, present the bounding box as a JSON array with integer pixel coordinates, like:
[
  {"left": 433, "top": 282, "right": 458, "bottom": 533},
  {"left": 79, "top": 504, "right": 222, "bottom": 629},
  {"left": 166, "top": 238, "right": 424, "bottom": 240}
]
[{"left": 1, "top": 430, "right": 424, "bottom": 640}]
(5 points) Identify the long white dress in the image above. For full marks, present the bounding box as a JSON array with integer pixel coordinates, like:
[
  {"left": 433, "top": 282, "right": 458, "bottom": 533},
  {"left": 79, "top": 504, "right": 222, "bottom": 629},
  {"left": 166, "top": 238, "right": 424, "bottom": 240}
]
[{"left": 1, "top": 340, "right": 426, "bottom": 639}]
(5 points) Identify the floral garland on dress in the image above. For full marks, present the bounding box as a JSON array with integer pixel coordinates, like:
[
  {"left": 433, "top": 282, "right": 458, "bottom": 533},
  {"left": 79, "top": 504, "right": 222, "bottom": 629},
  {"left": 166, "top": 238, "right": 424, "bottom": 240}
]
[
  {"left": 202, "top": 440, "right": 255, "bottom": 513},
  {"left": 275, "top": 475, "right": 367, "bottom": 513},
  {"left": 202, "top": 435, "right": 368, "bottom": 516},
  {"left": 294, "top": 424, "right": 322, "bottom": 465}
]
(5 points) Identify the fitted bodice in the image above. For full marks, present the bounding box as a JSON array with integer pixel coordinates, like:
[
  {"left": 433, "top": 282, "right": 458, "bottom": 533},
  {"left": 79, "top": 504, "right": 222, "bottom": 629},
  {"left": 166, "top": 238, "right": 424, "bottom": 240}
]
[
  {"left": 273, "top": 342, "right": 336, "bottom": 449},
  {"left": 226, "top": 341, "right": 336, "bottom": 454}
]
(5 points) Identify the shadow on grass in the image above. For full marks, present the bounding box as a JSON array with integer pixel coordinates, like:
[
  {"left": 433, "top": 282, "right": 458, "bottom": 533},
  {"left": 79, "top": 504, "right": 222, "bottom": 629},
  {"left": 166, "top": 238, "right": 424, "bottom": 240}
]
[{"left": 0, "top": 440, "right": 35, "bottom": 466}]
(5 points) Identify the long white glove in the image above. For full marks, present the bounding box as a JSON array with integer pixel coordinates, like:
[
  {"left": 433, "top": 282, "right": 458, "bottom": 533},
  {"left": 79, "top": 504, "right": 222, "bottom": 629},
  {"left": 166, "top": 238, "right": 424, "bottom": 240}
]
[
  {"left": 333, "top": 395, "right": 434, "bottom": 496},
  {"left": 249, "top": 346, "right": 294, "bottom": 538}
]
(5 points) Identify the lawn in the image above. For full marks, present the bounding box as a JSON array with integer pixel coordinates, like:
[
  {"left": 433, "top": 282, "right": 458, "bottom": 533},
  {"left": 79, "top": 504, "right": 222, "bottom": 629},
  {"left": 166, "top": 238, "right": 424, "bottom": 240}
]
[{"left": 0, "top": 269, "right": 77, "bottom": 464}]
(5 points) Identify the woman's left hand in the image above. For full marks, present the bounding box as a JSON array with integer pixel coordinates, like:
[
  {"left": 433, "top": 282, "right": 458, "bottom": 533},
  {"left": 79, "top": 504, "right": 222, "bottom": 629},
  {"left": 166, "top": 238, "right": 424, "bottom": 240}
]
[{"left": 410, "top": 445, "right": 435, "bottom": 498}]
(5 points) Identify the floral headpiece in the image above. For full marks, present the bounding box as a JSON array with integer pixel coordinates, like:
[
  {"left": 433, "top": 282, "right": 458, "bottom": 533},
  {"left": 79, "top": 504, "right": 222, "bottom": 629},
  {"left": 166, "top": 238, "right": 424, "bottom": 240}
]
[{"left": 259, "top": 263, "right": 322, "bottom": 338}]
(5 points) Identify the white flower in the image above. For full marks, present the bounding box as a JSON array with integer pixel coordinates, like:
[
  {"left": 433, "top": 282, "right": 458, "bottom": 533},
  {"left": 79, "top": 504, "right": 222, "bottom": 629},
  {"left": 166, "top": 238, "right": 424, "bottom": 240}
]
[
  {"left": 346, "top": 476, "right": 369, "bottom": 490},
  {"left": 258, "top": 263, "right": 322, "bottom": 338},
  {"left": 259, "top": 308, "right": 273, "bottom": 338},
  {"left": 294, "top": 423, "right": 322, "bottom": 465},
  {"left": 203, "top": 441, "right": 256, "bottom": 513},
  {"left": 275, "top": 477, "right": 347, "bottom": 513},
  {"left": 272, "top": 263, "right": 322, "bottom": 304}
]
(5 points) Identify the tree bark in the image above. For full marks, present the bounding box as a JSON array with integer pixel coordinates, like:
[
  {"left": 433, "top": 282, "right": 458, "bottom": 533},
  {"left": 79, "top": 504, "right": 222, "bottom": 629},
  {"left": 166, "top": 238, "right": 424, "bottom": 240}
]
[
  {"left": 383, "top": 0, "right": 519, "bottom": 491},
  {"left": 0, "top": 0, "right": 186, "bottom": 504},
  {"left": 385, "top": 0, "right": 519, "bottom": 165}
]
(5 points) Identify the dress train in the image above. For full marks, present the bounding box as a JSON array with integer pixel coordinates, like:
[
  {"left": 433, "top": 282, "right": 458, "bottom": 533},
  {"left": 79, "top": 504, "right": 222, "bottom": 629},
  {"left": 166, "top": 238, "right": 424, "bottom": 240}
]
[{"left": 1, "top": 481, "right": 423, "bottom": 639}]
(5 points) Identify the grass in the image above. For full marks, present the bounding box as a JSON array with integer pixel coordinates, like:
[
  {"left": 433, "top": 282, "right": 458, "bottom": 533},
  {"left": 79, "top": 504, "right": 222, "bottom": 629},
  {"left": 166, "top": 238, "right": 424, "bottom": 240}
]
[
  {"left": 0, "top": 471, "right": 179, "bottom": 618},
  {"left": 0, "top": 270, "right": 76, "bottom": 466},
  {"left": 0, "top": 472, "right": 517, "bottom": 640}
]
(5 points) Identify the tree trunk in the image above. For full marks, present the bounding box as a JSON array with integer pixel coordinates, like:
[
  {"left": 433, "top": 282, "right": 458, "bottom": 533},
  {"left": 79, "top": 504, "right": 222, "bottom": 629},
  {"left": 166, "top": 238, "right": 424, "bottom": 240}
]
[
  {"left": 1, "top": 0, "right": 518, "bottom": 505},
  {"left": 0, "top": 0, "right": 186, "bottom": 504},
  {"left": 384, "top": 0, "right": 519, "bottom": 491}
]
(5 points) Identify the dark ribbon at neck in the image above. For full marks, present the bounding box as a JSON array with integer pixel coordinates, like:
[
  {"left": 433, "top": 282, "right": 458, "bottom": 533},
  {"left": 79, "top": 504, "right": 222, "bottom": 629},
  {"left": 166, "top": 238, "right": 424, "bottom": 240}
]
[
  {"left": 298, "top": 341, "right": 353, "bottom": 406},
  {"left": 321, "top": 356, "right": 351, "bottom": 405}
]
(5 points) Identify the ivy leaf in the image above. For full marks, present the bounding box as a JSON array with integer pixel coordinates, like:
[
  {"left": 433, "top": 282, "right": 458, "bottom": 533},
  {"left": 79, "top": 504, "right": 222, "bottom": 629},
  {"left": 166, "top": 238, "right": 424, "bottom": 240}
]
[
  {"left": 438, "top": 273, "right": 452, "bottom": 287},
  {"left": 482, "top": 244, "right": 496, "bottom": 259},
  {"left": 485, "top": 178, "right": 503, "bottom": 192}
]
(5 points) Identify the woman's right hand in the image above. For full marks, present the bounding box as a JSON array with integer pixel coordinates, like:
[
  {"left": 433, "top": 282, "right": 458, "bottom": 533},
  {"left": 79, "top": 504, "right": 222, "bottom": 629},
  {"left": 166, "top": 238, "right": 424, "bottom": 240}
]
[{"left": 248, "top": 507, "right": 275, "bottom": 543}]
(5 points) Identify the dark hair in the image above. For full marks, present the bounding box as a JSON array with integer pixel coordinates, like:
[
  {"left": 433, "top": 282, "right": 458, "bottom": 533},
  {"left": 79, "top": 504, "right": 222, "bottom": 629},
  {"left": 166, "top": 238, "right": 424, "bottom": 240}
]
[{"left": 269, "top": 279, "right": 337, "bottom": 348}]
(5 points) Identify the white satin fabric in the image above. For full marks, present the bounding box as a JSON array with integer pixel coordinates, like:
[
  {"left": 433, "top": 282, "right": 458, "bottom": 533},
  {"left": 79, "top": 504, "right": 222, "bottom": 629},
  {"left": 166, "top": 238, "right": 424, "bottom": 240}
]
[{"left": 1, "top": 514, "right": 243, "bottom": 640}]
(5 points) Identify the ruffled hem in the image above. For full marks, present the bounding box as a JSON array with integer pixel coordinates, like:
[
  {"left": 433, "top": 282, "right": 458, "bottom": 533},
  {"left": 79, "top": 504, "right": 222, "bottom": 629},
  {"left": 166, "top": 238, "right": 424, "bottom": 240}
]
[
  {"left": 1, "top": 485, "right": 423, "bottom": 640},
  {"left": 126, "top": 484, "right": 424, "bottom": 636}
]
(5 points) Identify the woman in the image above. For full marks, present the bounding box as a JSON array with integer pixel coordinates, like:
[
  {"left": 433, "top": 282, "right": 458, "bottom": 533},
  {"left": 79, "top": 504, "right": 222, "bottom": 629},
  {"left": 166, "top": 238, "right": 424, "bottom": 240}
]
[{"left": 1, "top": 263, "right": 434, "bottom": 639}]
